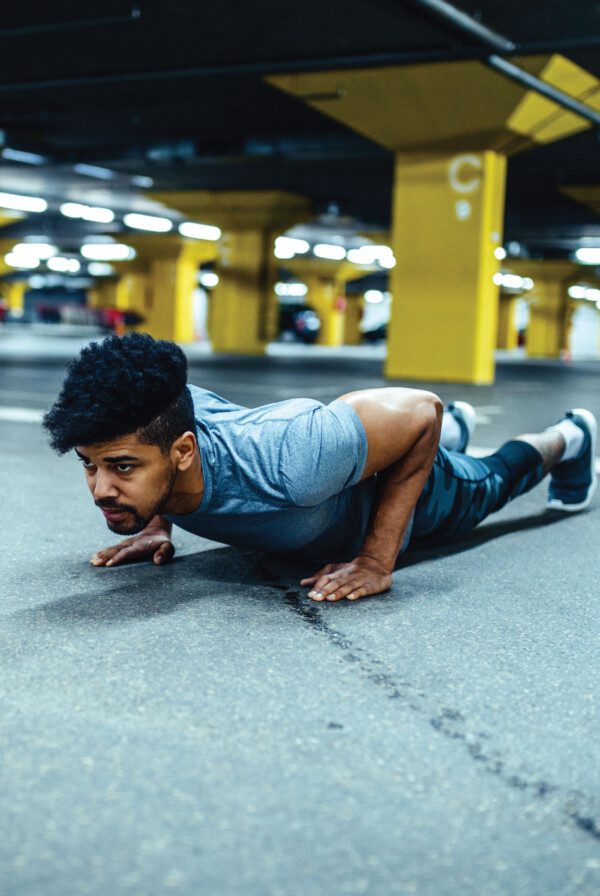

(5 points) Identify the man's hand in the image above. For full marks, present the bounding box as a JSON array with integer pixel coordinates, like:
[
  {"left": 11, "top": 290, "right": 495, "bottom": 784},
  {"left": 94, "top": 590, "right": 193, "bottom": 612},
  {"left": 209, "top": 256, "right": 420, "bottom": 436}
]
[
  {"left": 300, "top": 555, "right": 393, "bottom": 603},
  {"left": 91, "top": 528, "right": 174, "bottom": 568}
]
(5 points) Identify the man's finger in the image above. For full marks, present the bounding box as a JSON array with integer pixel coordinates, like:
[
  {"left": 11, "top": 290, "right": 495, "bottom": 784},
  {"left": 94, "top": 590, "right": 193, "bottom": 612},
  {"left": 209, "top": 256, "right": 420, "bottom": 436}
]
[
  {"left": 105, "top": 543, "right": 149, "bottom": 567},
  {"left": 325, "top": 581, "right": 361, "bottom": 602},
  {"left": 153, "top": 542, "right": 174, "bottom": 564}
]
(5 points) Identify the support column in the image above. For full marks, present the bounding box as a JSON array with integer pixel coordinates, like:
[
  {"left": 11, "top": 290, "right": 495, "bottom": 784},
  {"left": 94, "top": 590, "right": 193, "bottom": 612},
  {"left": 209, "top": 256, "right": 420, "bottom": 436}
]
[
  {"left": 210, "top": 229, "right": 278, "bottom": 354},
  {"left": 496, "top": 294, "right": 520, "bottom": 350},
  {"left": 523, "top": 262, "right": 577, "bottom": 359},
  {"left": 147, "top": 191, "right": 311, "bottom": 355},
  {"left": 304, "top": 275, "right": 345, "bottom": 347},
  {"left": 121, "top": 236, "right": 217, "bottom": 343},
  {"left": 343, "top": 295, "right": 363, "bottom": 346},
  {"left": 386, "top": 150, "right": 506, "bottom": 383},
  {"left": 3, "top": 280, "right": 26, "bottom": 314}
]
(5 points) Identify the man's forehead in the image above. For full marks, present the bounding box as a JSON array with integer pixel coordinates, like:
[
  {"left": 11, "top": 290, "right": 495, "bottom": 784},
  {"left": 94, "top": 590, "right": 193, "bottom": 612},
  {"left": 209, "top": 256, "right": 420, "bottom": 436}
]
[{"left": 75, "top": 433, "right": 157, "bottom": 459}]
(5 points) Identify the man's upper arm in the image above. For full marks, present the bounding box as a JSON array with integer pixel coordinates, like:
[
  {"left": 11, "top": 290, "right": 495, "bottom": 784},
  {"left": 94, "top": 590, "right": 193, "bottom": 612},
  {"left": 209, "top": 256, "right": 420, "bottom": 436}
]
[
  {"left": 279, "top": 402, "right": 369, "bottom": 506},
  {"left": 336, "top": 387, "right": 443, "bottom": 480}
]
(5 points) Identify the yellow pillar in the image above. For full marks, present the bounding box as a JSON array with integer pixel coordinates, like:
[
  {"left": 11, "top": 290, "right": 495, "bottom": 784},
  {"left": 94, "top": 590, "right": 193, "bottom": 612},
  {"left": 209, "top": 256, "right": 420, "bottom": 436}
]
[
  {"left": 497, "top": 294, "right": 520, "bottom": 350},
  {"left": 148, "top": 191, "right": 311, "bottom": 355},
  {"left": 303, "top": 274, "right": 345, "bottom": 346},
  {"left": 385, "top": 150, "right": 505, "bottom": 383},
  {"left": 210, "top": 229, "right": 278, "bottom": 354},
  {"left": 268, "top": 54, "right": 600, "bottom": 382},
  {"left": 87, "top": 279, "right": 118, "bottom": 310},
  {"left": 2, "top": 280, "right": 26, "bottom": 313},
  {"left": 343, "top": 295, "right": 363, "bottom": 345},
  {"left": 119, "top": 236, "right": 217, "bottom": 343},
  {"left": 513, "top": 261, "right": 578, "bottom": 358}
]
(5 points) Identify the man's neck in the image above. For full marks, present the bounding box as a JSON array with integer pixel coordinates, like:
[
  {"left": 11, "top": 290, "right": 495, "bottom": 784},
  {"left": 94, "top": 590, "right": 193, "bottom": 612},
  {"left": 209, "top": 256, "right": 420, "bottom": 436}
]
[{"left": 163, "top": 448, "right": 204, "bottom": 515}]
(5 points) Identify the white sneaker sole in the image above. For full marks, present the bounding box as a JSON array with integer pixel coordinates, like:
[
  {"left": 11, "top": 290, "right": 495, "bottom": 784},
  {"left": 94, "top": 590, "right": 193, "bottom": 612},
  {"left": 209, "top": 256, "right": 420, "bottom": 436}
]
[
  {"left": 547, "top": 408, "right": 598, "bottom": 512},
  {"left": 450, "top": 401, "right": 477, "bottom": 444}
]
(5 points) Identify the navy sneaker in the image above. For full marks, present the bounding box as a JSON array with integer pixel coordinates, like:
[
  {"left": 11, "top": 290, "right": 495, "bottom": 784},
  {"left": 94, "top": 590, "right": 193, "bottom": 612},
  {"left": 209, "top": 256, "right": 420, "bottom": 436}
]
[
  {"left": 547, "top": 408, "right": 598, "bottom": 512},
  {"left": 446, "top": 401, "right": 477, "bottom": 453}
]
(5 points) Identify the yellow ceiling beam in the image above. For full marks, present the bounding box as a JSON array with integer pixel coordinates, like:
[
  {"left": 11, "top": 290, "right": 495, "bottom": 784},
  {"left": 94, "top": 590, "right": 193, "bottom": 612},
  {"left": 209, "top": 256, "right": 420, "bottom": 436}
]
[{"left": 267, "top": 55, "right": 599, "bottom": 155}]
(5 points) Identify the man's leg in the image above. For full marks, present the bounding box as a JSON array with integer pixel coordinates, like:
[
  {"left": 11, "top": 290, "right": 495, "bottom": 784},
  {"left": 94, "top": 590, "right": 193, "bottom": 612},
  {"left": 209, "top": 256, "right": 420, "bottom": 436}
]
[{"left": 410, "top": 409, "right": 596, "bottom": 543}]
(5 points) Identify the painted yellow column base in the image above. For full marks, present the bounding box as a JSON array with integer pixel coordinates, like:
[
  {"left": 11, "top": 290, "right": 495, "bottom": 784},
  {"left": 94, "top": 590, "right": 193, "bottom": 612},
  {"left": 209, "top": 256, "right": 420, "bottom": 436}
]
[
  {"left": 210, "top": 230, "right": 273, "bottom": 355},
  {"left": 497, "top": 294, "right": 519, "bottom": 350},
  {"left": 304, "top": 276, "right": 345, "bottom": 347},
  {"left": 526, "top": 280, "right": 570, "bottom": 359},
  {"left": 343, "top": 295, "right": 363, "bottom": 346},
  {"left": 385, "top": 150, "right": 506, "bottom": 384},
  {"left": 3, "top": 281, "right": 26, "bottom": 313}
]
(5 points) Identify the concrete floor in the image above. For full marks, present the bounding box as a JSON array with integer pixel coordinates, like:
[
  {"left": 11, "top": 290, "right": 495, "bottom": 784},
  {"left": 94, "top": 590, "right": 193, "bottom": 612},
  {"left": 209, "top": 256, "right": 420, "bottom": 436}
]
[{"left": 2, "top": 333, "right": 600, "bottom": 896}]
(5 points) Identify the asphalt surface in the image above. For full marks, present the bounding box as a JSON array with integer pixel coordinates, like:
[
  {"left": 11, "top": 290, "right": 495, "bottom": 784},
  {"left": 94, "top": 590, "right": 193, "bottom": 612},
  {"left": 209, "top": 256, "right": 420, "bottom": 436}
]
[{"left": 2, "top": 333, "right": 600, "bottom": 896}]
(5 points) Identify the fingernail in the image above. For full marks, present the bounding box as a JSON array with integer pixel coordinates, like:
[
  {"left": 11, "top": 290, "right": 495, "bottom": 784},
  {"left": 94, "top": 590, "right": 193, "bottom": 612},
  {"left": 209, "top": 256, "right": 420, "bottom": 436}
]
[
  {"left": 326, "top": 594, "right": 336, "bottom": 601},
  {"left": 106, "top": 560, "right": 113, "bottom": 567}
]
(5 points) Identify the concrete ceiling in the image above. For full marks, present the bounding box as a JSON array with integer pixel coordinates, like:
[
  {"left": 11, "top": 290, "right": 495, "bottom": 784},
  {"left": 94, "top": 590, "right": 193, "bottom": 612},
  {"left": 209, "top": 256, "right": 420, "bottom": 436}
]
[{"left": 0, "top": 0, "right": 599, "bottom": 252}]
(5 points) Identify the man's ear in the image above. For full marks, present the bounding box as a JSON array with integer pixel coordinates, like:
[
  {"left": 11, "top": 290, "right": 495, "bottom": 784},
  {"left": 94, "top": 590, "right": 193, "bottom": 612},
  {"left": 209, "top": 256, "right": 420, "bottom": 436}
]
[{"left": 172, "top": 431, "right": 197, "bottom": 471}]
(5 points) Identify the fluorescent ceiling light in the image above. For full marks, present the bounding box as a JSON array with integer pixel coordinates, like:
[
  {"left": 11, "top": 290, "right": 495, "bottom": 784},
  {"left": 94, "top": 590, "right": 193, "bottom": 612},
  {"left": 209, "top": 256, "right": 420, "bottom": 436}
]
[
  {"left": 81, "top": 243, "right": 135, "bottom": 261},
  {"left": 12, "top": 242, "right": 57, "bottom": 260},
  {"left": 87, "top": 262, "right": 115, "bottom": 277},
  {"left": 378, "top": 255, "right": 396, "bottom": 269},
  {"left": 275, "top": 281, "right": 308, "bottom": 297},
  {"left": 494, "top": 247, "right": 507, "bottom": 260},
  {"left": 1, "top": 147, "right": 46, "bottom": 165},
  {"left": 5, "top": 252, "right": 39, "bottom": 269},
  {"left": 124, "top": 212, "right": 173, "bottom": 233},
  {"left": 275, "top": 237, "right": 310, "bottom": 256},
  {"left": 313, "top": 244, "right": 346, "bottom": 261},
  {"left": 348, "top": 244, "right": 393, "bottom": 265},
  {"left": 0, "top": 192, "right": 47, "bottom": 213},
  {"left": 179, "top": 221, "right": 221, "bottom": 241},
  {"left": 47, "top": 256, "right": 81, "bottom": 273},
  {"left": 494, "top": 273, "right": 534, "bottom": 290},
  {"left": 570, "top": 284, "right": 600, "bottom": 301},
  {"left": 73, "top": 163, "right": 115, "bottom": 180},
  {"left": 199, "top": 271, "right": 219, "bottom": 288},
  {"left": 131, "top": 175, "right": 154, "bottom": 188},
  {"left": 574, "top": 248, "right": 600, "bottom": 265},
  {"left": 60, "top": 202, "right": 114, "bottom": 223},
  {"left": 364, "top": 290, "right": 385, "bottom": 304}
]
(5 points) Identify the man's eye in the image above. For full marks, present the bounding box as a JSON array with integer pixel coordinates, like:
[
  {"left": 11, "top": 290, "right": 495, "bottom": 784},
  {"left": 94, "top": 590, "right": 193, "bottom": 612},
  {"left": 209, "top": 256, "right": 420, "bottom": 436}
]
[
  {"left": 81, "top": 460, "right": 95, "bottom": 471},
  {"left": 116, "top": 464, "right": 133, "bottom": 473}
]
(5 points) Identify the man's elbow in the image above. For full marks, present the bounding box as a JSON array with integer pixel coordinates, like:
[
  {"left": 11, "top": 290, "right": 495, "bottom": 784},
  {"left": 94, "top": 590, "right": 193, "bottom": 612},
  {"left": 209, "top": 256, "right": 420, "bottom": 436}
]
[{"left": 418, "top": 393, "right": 443, "bottom": 443}]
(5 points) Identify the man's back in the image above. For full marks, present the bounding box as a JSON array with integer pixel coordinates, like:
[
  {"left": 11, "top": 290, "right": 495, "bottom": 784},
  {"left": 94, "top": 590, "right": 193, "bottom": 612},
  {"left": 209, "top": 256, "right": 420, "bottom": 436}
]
[{"left": 164, "top": 385, "right": 386, "bottom": 563}]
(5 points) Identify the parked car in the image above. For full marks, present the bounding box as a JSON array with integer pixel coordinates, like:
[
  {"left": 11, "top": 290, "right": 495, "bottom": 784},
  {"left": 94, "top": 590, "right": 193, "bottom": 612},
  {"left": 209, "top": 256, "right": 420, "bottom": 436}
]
[{"left": 278, "top": 303, "right": 321, "bottom": 344}]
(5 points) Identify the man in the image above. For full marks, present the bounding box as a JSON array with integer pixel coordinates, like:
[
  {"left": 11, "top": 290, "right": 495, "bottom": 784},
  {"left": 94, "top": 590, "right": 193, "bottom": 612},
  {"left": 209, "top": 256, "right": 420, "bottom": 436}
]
[{"left": 43, "top": 333, "right": 597, "bottom": 603}]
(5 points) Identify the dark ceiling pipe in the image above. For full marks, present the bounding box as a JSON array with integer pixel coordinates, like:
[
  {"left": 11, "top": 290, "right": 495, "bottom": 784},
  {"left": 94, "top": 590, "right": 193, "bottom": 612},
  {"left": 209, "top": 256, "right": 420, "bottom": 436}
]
[
  {"left": 0, "top": 8, "right": 140, "bottom": 39},
  {"left": 405, "top": 0, "right": 516, "bottom": 52},
  {"left": 406, "top": 0, "right": 600, "bottom": 127}
]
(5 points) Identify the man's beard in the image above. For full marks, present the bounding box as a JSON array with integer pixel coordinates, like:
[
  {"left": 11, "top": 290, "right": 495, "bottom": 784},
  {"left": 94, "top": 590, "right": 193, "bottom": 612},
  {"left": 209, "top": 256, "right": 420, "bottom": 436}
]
[{"left": 98, "top": 463, "right": 178, "bottom": 535}]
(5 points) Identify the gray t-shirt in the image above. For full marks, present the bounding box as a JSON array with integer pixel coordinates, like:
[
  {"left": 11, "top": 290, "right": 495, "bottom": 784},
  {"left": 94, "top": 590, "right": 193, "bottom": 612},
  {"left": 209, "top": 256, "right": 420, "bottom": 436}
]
[{"left": 165, "top": 385, "right": 412, "bottom": 565}]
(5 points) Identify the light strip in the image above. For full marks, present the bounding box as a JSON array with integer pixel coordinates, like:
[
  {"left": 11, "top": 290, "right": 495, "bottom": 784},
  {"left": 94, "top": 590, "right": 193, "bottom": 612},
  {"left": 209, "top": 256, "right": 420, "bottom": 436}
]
[
  {"left": 0, "top": 192, "right": 47, "bottom": 212},
  {"left": 124, "top": 212, "right": 173, "bottom": 233}
]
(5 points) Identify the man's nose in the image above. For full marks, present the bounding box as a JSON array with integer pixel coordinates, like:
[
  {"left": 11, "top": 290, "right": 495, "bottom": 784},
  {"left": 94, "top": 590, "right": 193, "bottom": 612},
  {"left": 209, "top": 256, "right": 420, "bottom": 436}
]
[{"left": 93, "top": 470, "right": 119, "bottom": 501}]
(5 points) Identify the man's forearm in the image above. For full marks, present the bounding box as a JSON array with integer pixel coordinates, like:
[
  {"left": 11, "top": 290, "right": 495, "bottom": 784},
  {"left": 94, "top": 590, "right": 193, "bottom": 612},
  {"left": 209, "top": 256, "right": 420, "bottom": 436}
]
[{"left": 358, "top": 411, "right": 440, "bottom": 571}]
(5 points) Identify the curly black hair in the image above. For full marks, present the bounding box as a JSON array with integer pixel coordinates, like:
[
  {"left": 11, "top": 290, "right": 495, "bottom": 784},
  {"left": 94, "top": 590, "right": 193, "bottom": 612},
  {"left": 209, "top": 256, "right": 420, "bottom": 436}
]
[{"left": 43, "top": 333, "right": 196, "bottom": 454}]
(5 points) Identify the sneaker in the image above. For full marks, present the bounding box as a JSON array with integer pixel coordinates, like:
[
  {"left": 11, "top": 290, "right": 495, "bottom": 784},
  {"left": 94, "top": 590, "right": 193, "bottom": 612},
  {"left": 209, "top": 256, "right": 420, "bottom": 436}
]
[
  {"left": 547, "top": 408, "right": 598, "bottom": 512},
  {"left": 446, "top": 401, "right": 477, "bottom": 453}
]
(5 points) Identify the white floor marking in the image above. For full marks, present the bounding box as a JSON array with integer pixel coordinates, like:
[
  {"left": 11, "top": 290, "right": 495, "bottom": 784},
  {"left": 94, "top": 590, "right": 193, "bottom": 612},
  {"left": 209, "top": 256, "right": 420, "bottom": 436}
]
[{"left": 0, "top": 406, "right": 44, "bottom": 423}]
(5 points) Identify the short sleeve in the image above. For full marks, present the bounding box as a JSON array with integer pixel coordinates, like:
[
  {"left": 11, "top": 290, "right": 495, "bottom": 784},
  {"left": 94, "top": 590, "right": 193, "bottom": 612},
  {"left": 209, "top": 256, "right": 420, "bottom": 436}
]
[{"left": 279, "top": 400, "right": 368, "bottom": 506}]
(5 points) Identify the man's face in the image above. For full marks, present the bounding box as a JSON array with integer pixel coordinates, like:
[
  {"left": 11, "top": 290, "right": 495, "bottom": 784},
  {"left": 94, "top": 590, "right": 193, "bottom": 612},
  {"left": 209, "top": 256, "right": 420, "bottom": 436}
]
[{"left": 75, "top": 434, "right": 178, "bottom": 535}]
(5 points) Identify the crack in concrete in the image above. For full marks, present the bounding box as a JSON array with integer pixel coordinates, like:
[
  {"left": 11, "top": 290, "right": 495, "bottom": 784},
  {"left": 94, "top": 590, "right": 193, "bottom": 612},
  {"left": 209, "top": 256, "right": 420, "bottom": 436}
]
[{"left": 253, "top": 564, "right": 600, "bottom": 846}]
